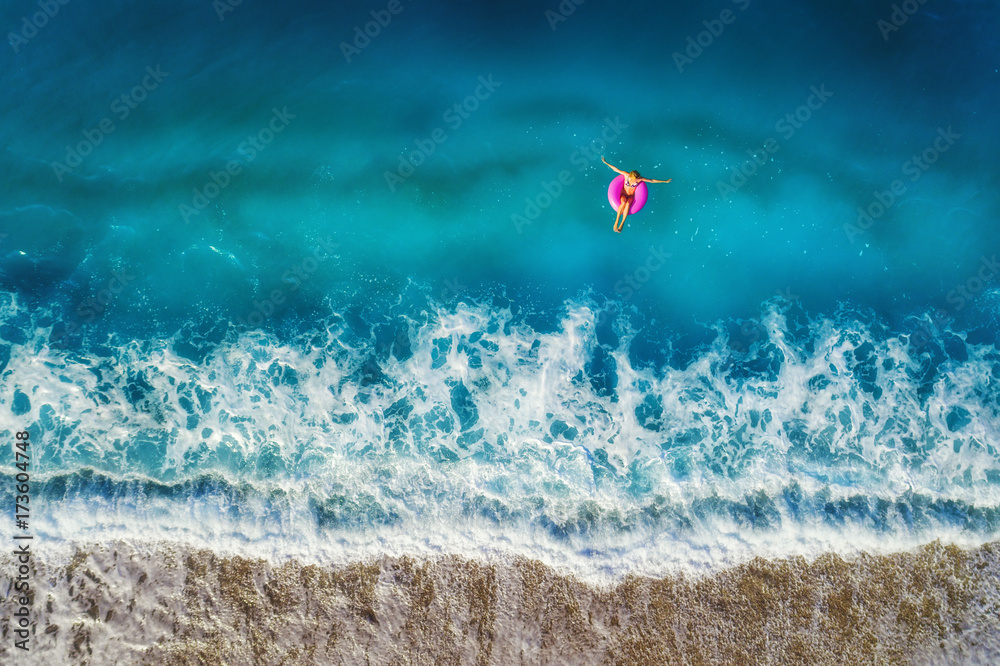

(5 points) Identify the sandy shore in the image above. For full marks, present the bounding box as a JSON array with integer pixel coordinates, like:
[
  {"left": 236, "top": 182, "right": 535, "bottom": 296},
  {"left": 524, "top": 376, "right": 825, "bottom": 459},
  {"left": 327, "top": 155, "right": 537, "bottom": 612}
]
[{"left": 2, "top": 540, "right": 998, "bottom": 665}]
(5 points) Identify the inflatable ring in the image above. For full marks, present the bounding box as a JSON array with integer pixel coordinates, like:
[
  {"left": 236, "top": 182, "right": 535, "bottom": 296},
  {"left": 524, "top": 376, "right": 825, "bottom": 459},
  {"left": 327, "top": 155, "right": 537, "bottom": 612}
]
[{"left": 607, "top": 175, "right": 648, "bottom": 214}]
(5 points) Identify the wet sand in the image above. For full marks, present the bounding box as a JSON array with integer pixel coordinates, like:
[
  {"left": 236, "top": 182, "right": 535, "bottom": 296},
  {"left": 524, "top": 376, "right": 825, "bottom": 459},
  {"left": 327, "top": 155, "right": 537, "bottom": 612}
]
[{"left": 2, "top": 539, "right": 998, "bottom": 664}]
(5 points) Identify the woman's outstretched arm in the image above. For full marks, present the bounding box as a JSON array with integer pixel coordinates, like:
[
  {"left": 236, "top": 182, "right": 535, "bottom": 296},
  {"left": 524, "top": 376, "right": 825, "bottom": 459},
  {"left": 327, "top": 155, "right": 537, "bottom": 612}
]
[
  {"left": 601, "top": 156, "right": 627, "bottom": 176},
  {"left": 640, "top": 177, "right": 672, "bottom": 184}
]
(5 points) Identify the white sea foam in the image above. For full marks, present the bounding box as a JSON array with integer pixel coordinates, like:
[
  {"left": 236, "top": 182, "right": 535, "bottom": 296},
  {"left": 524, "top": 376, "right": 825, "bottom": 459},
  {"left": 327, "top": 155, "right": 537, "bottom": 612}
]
[{"left": 0, "top": 294, "right": 998, "bottom": 580}]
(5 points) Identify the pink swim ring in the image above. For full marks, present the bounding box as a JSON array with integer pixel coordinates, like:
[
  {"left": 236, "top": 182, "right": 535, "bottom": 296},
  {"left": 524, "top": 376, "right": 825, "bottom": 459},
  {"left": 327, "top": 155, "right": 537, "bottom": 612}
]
[{"left": 607, "top": 175, "right": 648, "bottom": 214}]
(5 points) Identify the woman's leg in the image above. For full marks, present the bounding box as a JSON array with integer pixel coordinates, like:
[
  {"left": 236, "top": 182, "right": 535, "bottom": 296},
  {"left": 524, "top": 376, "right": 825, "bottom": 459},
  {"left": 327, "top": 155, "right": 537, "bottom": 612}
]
[
  {"left": 616, "top": 195, "right": 631, "bottom": 232},
  {"left": 614, "top": 201, "right": 625, "bottom": 231}
]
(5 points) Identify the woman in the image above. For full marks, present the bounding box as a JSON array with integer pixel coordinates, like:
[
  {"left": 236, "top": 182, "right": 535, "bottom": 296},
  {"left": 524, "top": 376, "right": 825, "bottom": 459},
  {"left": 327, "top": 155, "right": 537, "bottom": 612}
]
[{"left": 602, "top": 156, "right": 672, "bottom": 233}]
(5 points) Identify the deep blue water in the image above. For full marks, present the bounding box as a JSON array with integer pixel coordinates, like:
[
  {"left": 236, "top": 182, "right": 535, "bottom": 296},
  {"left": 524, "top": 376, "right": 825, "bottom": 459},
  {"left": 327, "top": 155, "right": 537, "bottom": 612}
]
[{"left": 1, "top": 0, "right": 999, "bottom": 574}]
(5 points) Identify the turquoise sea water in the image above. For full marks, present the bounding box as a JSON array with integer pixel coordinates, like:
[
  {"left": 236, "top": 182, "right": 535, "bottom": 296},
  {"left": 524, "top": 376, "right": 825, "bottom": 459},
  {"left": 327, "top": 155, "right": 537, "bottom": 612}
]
[{"left": 1, "top": 0, "right": 999, "bottom": 577}]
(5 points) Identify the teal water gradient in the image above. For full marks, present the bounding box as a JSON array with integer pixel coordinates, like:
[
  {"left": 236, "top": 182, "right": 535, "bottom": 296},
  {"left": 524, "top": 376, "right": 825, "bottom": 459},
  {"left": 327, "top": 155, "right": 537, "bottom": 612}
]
[{"left": 1, "top": 0, "right": 999, "bottom": 574}]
